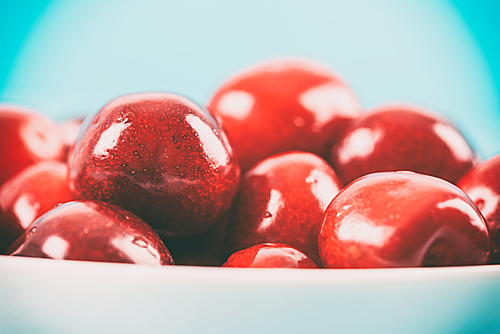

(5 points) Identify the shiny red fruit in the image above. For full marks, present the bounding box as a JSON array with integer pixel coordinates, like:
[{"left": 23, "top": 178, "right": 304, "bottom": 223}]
[
  {"left": 0, "top": 161, "right": 74, "bottom": 253},
  {"left": 458, "top": 154, "right": 500, "bottom": 263},
  {"left": 229, "top": 151, "right": 342, "bottom": 264},
  {"left": 68, "top": 93, "right": 240, "bottom": 237},
  {"left": 223, "top": 243, "right": 318, "bottom": 268},
  {"left": 329, "top": 105, "right": 477, "bottom": 186},
  {"left": 10, "top": 200, "right": 174, "bottom": 265},
  {"left": 319, "top": 171, "right": 490, "bottom": 268},
  {"left": 208, "top": 59, "right": 361, "bottom": 172},
  {"left": 0, "top": 106, "right": 67, "bottom": 187}
]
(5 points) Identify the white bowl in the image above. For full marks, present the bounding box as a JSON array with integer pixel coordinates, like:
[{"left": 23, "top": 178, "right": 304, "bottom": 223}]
[{"left": 1, "top": 256, "right": 500, "bottom": 334}]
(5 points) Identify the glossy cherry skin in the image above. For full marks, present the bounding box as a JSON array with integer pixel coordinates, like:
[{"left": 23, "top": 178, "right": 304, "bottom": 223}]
[
  {"left": 229, "top": 151, "right": 342, "bottom": 264},
  {"left": 0, "top": 161, "right": 75, "bottom": 253},
  {"left": 68, "top": 93, "right": 240, "bottom": 237},
  {"left": 458, "top": 154, "right": 500, "bottom": 263},
  {"left": 223, "top": 243, "right": 318, "bottom": 268},
  {"left": 0, "top": 106, "right": 67, "bottom": 188},
  {"left": 319, "top": 171, "right": 490, "bottom": 268},
  {"left": 329, "top": 105, "right": 477, "bottom": 186},
  {"left": 9, "top": 200, "right": 174, "bottom": 265},
  {"left": 207, "top": 59, "right": 361, "bottom": 172}
]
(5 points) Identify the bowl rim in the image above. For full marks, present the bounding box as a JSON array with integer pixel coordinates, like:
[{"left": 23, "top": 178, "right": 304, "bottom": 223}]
[{"left": 2, "top": 254, "right": 499, "bottom": 288}]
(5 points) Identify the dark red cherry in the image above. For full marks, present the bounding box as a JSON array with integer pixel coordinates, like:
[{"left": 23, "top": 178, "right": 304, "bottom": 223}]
[
  {"left": 208, "top": 59, "right": 361, "bottom": 172},
  {"left": 229, "top": 151, "right": 342, "bottom": 264},
  {"left": 319, "top": 171, "right": 490, "bottom": 268},
  {"left": 9, "top": 200, "right": 174, "bottom": 265},
  {"left": 161, "top": 214, "right": 231, "bottom": 266},
  {"left": 0, "top": 161, "right": 75, "bottom": 253},
  {"left": 458, "top": 154, "right": 500, "bottom": 263},
  {"left": 329, "top": 105, "right": 477, "bottom": 186},
  {"left": 68, "top": 93, "right": 240, "bottom": 237},
  {"left": 223, "top": 243, "right": 318, "bottom": 268},
  {"left": 0, "top": 106, "right": 66, "bottom": 187}
]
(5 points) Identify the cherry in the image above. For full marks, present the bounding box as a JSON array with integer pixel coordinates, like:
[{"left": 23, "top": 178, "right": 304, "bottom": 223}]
[
  {"left": 329, "top": 105, "right": 477, "bottom": 186},
  {"left": 60, "top": 117, "right": 84, "bottom": 146},
  {"left": 223, "top": 243, "right": 318, "bottom": 268},
  {"left": 68, "top": 93, "right": 240, "bottom": 237},
  {"left": 207, "top": 59, "right": 361, "bottom": 172},
  {"left": 60, "top": 117, "right": 84, "bottom": 160},
  {"left": 0, "top": 161, "right": 75, "bottom": 253},
  {"left": 9, "top": 200, "right": 174, "bottom": 265},
  {"left": 161, "top": 214, "right": 231, "bottom": 266},
  {"left": 0, "top": 106, "right": 67, "bottom": 188},
  {"left": 458, "top": 154, "right": 500, "bottom": 263},
  {"left": 318, "top": 171, "right": 490, "bottom": 268},
  {"left": 228, "top": 151, "right": 342, "bottom": 265}
]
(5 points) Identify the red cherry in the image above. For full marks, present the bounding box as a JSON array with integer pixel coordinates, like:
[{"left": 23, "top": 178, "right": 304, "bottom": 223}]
[
  {"left": 68, "top": 93, "right": 240, "bottom": 237},
  {"left": 162, "top": 214, "right": 231, "bottom": 266},
  {"left": 208, "top": 59, "right": 361, "bottom": 172},
  {"left": 59, "top": 117, "right": 84, "bottom": 160},
  {"left": 318, "top": 171, "right": 490, "bottom": 268},
  {"left": 223, "top": 243, "right": 318, "bottom": 268},
  {"left": 60, "top": 117, "right": 84, "bottom": 147},
  {"left": 0, "top": 161, "right": 75, "bottom": 253},
  {"left": 458, "top": 154, "right": 500, "bottom": 263},
  {"left": 229, "top": 151, "right": 342, "bottom": 264},
  {"left": 9, "top": 200, "right": 174, "bottom": 265},
  {"left": 329, "top": 105, "right": 477, "bottom": 186},
  {"left": 0, "top": 106, "right": 67, "bottom": 187}
]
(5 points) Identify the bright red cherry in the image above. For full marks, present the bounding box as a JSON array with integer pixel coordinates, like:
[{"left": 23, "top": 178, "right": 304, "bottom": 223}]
[
  {"left": 458, "top": 154, "right": 500, "bottom": 263},
  {"left": 9, "top": 200, "right": 174, "bottom": 265},
  {"left": 207, "top": 59, "right": 361, "bottom": 172},
  {"left": 329, "top": 105, "right": 477, "bottom": 186},
  {"left": 319, "top": 171, "right": 490, "bottom": 268},
  {"left": 228, "top": 151, "right": 342, "bottom": 264},
  {"left": 0, "top": 161, "right": 75, "bottom": 253},
  {"left": 223, "top": 243, "right": 318, "bottom": 268},
  {"left": 0, "top": 106, "right": 67, "bottom": 187},
  {"left": 68, "top": 93, "right": 240, "bottom": 237}
]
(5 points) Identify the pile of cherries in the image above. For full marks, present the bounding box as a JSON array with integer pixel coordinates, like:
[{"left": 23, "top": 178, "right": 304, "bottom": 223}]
[{"left": 0, "top": 58, "right": 498, "bottom": 269}]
